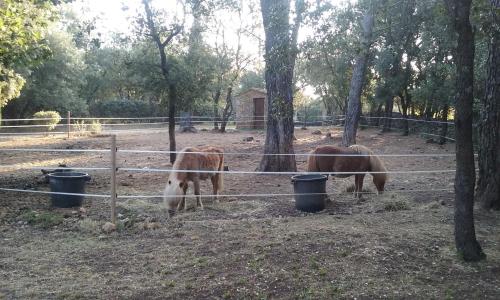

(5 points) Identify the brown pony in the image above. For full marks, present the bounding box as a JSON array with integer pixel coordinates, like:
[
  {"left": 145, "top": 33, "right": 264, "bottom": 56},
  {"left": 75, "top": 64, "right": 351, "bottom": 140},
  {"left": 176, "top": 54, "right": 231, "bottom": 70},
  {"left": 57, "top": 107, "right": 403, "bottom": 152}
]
[
  {"left": 163, "top": 146, "right": 224, "bottom": 217},
  {"left": 307, "top": 144, "right": 387, "bottom": 197}
]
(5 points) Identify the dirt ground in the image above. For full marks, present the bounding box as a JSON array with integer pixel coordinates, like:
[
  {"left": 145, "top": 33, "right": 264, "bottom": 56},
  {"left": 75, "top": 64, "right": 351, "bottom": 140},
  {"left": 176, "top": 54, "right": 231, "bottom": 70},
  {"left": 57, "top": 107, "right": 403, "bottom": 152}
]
[{"left": 0, "top": 127, "right": 499, "bottom": 299}]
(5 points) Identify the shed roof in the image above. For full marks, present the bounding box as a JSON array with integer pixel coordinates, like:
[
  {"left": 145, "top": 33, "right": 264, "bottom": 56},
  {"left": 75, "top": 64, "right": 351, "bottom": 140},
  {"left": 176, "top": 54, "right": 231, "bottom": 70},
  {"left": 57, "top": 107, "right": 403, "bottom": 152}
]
[{"left": 236, "top": 87, "right": 267, "bottom": 97}]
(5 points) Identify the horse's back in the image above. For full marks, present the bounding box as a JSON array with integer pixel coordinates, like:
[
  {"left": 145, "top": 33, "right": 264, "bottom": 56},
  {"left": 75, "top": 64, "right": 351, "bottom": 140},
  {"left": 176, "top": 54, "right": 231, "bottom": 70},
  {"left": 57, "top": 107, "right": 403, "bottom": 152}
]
[
  {"left": 173, "top": 146, "right": 223, "bottom": 180},
  {"left": 309, "top": 145, "right": 370, "bottom": 175},
  {"left": 308, "top": 145, "right": 346, "bottom": 172}
]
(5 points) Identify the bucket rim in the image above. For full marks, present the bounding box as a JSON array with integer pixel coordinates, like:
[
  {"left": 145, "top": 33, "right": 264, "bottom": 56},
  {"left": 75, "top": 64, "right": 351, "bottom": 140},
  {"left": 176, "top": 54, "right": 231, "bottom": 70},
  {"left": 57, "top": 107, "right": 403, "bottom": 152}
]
[
  {"left": 47, "top": 172, "right": 90, "bottom": 178},
  {"left": 291, "top": 174, "right": 328, "bottom": 182}
]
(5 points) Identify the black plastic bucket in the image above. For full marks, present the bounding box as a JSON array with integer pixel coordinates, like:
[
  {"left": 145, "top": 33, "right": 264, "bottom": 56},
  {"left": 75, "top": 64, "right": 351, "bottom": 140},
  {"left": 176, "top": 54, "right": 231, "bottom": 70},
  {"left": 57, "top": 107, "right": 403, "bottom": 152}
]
[
  {"left": 291, "top": 174, "right": 328, "bottom": 213},
  {"left": 47, "top": 172, "right": 91, "bottom": 208}
]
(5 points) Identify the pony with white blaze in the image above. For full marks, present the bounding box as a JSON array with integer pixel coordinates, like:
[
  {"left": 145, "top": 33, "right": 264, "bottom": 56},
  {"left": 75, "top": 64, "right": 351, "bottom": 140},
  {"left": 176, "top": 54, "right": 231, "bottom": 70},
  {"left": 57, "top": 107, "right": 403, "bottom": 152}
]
[{"left": 164, "top": 146, "right": 224, "bottom": 217}]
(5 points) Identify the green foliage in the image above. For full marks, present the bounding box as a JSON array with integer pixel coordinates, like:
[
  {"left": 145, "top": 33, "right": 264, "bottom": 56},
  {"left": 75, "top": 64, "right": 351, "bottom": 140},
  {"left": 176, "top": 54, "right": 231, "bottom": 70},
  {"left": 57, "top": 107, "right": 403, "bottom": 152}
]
[
  {"left": 0, "top": 0, "right": 55, "bottom": 109},
  {"left": 33, "top": 110, "right": 61, "bottom": 131},
  {"left": 298, "top": 2, "right": 360, "bottom": 115},
  {"left": 90, "top": 99, "right": 154, "bottom": 118},
  {"left": 239, "top": 70, "right": 265, "bottom": 92},
  {"left": 5, "top": 29, "right": 87, "bottom": 118},
  {"left": 0, "top": 67, "right": 25, "bottom": 108},
  {"left": 0, "top": 0, "right": 54, "bottom": 68}
]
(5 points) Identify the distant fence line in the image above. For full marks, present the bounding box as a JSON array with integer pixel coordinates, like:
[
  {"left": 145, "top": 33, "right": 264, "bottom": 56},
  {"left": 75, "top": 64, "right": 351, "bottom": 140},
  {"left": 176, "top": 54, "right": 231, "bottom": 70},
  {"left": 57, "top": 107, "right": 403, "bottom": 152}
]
[{"left": 0, "top": 113, "right": 456, "bottom": 142}]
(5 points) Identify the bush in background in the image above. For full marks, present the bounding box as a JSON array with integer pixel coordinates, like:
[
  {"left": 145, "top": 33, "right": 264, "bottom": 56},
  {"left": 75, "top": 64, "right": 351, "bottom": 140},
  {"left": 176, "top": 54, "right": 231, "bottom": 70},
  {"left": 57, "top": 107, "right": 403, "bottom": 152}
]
[
  {"left": 90, "top": 99, "right": 155, "bottom": 119},
  {"left": 33, "top": 111, "right": 61, "bottom": 131}
]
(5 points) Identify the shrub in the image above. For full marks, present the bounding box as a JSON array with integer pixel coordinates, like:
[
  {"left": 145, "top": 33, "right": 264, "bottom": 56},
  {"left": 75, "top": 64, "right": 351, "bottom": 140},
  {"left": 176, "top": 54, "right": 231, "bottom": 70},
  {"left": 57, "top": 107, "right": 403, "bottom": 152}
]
[
  {"left": 72, "top": 120, "right": 102, "bottom": 136},
  {"left": 33, "top": 111, "right": 62, "bottom": 131},
  {"left": 73, "top": 120, "right": 87, "bottom": 136},
  {"left": 89, "top": 120, "right": 102, "bottom": 135},
  {"left": 90, "top": 99, "right": 155, "bottom": 119}
]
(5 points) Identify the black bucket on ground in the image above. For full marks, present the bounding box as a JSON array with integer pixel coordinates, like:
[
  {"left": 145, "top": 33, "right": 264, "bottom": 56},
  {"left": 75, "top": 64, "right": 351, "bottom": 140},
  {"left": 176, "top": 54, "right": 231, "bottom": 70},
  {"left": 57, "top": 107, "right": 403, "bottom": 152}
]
[
  {"left": 291, "top": 174, "right": 328, "bottom": 213},
  {"left": 47, "top": 172, "right": 91, "bottom": 208}
]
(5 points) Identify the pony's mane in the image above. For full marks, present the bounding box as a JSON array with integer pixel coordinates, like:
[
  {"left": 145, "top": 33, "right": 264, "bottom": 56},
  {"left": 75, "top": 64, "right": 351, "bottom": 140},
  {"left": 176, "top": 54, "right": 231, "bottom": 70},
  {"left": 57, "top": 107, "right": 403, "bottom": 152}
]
[
  {"left": 349, "top": 144, "right": 387, "bottom": 180},
  {"left": 170, "top": 147, "right": 194, "bottom": 182}
]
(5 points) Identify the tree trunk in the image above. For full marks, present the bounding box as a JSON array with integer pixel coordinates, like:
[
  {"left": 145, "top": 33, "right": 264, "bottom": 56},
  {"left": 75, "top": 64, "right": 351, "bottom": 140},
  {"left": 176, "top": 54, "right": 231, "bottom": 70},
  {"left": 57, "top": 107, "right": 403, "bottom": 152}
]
[
  {"left": 477, "top": 5, "right": 500, "bottom": 210},
  {"left": 168, "top": 84, "right": 177, "bottom": 164},
  {"left": 445, "top": 0, "right": 485, "bottom": 261},
  {"left": 220, "top": 86, "right": 234, "bottom": 133},
  {"left": 342, "top": 6, "right": 374, "bottom": 147},
  {"left": 439, "top": 104, "right": 449, "bottom": 145},
  {"left": 400, "top": 92, "right": 410, "bottom": 136},
  {"left": 142, "top": 0, "right": 182, "bottom": 164},
  {"left": 258, "top": 0, "right": 302, "bottom": 172},
  {"left": 382, "top": 97, "right": 393, "bottom": 132},
  {"left": 374, "top": 103, "right": 383, "bottom": 126},
  {"left": 213, "top": 89, "right": 221, "bottom": 130}
]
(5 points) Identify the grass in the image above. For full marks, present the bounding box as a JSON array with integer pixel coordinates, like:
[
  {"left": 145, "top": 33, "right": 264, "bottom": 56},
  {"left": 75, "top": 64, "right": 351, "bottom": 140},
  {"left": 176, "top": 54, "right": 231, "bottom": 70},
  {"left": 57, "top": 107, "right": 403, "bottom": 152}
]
[
  {"left": 19, "top": 210, "right": 64, "bottom": 228},
  {"left": 383, "top": 199, "right": 410, "bottom": 211},
  {"left": 345, "top": 184, "right": 373, "bottom": 194},
  {"left": 78, "top": 219, "right": 102, "bottom": 234}
]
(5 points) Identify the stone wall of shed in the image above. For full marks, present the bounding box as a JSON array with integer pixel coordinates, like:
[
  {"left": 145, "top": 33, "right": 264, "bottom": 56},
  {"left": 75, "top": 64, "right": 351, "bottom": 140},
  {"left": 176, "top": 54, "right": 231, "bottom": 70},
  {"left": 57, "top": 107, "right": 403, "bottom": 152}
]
[{"left": 233, "top": 90, "right": 267, "bottom": 130}]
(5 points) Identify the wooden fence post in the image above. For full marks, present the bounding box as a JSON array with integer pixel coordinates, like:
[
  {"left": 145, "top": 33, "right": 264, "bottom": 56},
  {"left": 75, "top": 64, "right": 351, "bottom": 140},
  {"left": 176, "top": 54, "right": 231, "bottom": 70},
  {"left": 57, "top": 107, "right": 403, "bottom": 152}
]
[
  {"left": 67, "top": 111, "right": 71, "bottom": 139},
  {"left": 110, "top": 135, "right": 117, "bottom": 224}
]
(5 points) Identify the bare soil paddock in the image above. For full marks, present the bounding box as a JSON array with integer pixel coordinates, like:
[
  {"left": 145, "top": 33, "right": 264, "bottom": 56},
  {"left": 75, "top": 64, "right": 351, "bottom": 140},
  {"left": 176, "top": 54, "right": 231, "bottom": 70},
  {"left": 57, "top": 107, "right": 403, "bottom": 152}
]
[{"left": 0, "top": 127, "right": 499, "bottom": 299}]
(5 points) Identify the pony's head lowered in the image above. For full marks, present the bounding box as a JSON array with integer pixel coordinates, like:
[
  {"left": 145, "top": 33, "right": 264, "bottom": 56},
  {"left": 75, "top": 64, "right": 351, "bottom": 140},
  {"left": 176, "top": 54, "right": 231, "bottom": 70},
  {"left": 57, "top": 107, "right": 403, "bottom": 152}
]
[
  {"left": 163, "top": 173, "right": 187, "bottom": 213},
  {"left": 369, "top": 155, "right": 387, "bottom": 193},
  {"left": 350, "top": 144, "right": 388, "bottom": 193}
]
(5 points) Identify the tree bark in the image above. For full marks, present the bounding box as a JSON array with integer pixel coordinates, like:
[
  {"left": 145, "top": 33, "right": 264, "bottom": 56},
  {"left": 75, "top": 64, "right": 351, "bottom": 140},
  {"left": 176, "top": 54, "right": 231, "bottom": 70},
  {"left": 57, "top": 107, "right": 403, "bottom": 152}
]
[
  {"left": 342, "top": 6, "right": 375, "bottom": 146},
  {"left": 439, "top": 104, "right": 449, "bottom": 145},
  {"left": 400, "top": 91, "right": 410, "bottom": 136},
  {"left": 213, "top": 89, "right": 221, "bottom": 130},
  {"left": 445, "top": 0, "right": 485, "bottom": 261},
  {"left": 258, "top": 0, "right": 303, "bottom": 172},
  {"left": 382, "top": 97, "right": 393, "bottom": 132},
  {"left": 477, "top": 3, "right": 500, "bottom": 210},
  {"left": 220, "top": 86, "right": 234, "bottom": 133},
  {"left": 168, "top": 84, "right": 177, "bottom": 163}
]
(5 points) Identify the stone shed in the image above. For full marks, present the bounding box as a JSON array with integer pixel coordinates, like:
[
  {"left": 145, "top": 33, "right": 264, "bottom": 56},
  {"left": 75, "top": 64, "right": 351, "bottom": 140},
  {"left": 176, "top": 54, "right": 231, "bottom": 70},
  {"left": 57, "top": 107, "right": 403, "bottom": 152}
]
[{"left": 232, "top": 88, "right": 267, "bottom": 129}]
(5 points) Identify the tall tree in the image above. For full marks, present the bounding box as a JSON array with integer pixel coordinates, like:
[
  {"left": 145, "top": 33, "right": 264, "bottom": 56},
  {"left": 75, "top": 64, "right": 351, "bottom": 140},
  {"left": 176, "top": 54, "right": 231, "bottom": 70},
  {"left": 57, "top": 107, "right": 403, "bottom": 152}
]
[
  {"left": 0, "top": 0, "right": 55, "bottom": 122},
  {"left": 298, "top": 2, "right": 358, "bottom": 120},
  {"left": 342, "top": 3, "right": 374, "bottom": 146},
  {"left": 476, "top": 0, "right": 500, "bottom": 210},
  {"left": 258, "top": 0, "right": 304, "bottom": 172},
  {"left": 4, "top": 30, "right": 87, "bottom": 118},
  {"left": 141, "top": 0, "right": 183, "bottom": 164},
  {"left": 444, "top": 0, "right": 485, "bottom": 261}
]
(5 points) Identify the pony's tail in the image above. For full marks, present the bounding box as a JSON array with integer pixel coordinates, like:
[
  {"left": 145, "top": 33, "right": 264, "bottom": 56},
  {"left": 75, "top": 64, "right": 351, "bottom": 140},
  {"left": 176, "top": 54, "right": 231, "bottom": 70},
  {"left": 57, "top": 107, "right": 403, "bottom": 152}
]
[
  {"left": 307, "top": 150, "right": 318, "bottom": 172},
  {"left": 217, "top": 153, "right": 224, "bottom": 192}
]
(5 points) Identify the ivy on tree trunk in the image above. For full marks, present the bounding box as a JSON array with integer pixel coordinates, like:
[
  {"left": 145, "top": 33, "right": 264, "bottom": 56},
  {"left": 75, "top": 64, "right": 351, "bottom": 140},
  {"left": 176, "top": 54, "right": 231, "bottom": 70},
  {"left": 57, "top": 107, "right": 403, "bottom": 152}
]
[
  {"left": 258, "top": 0, "right": 304, "bottom": 172},
  {"left": 444, "top": 0, "right": 485, "bottom": 262}
]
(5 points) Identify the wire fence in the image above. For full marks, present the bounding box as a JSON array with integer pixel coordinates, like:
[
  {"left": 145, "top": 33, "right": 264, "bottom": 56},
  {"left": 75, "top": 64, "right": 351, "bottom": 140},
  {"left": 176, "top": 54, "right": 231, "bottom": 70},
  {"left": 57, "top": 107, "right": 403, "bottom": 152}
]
[
  {"left": 0, "top": 114, "right": 460, "bottom": 223},
  {"left": 0, "top": 113, "right": 457, "bottom": 144},
  {"left": 0, "top": 187, "right": 454, "bottom": 200}
]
